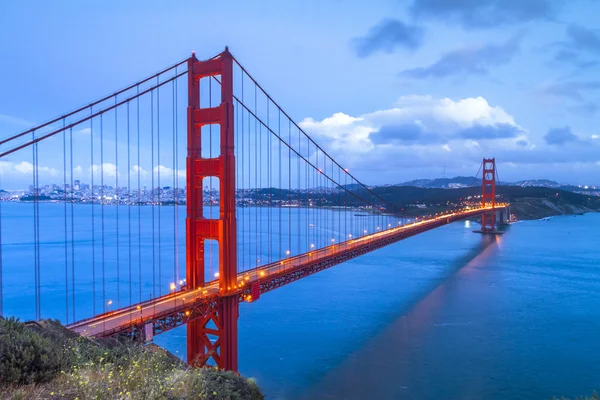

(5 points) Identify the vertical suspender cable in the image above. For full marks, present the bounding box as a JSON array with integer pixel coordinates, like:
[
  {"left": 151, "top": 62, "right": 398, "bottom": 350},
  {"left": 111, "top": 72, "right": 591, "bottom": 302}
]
[
  {"left": 69, "top": 127, "right": 75, "bottom": 321},
  {"left": 288, "top": 120, "right": 291, "bottom": 255},
  {"left": 127, "top": 102, "right": 132, "bottom": 307},
  {"left": 254, "top": 85, "right": 258, "bottom": 269},
  {"left": 100, "top": 114, "right": 106, "bottom": 312},
  {"left": 209, "top": 79, "right": 213, "bottom": 280},
  {"left": 151, "top": 89, "right": 156, "bottom": 298},
  {"left": 173, "top": 76, "right": 178, "bottom": 287},
  {"left": 297, "top": 126, "right": 300, "bottom": 254},
  {"left": 90, "top": 112, "right": 96, "bottom": 315},
  {"left": 115, "top": 98, "right": 120, "bottom": 307},
  {"left": 0, "top": 170, "right": 2, "bottom": 316},
  {"left": 278, "top": 110, "right": 282, "bottom": 265},
  {"left": 137, "top": 87, "right": 142, "bottom": 302},
  {"left": 31, "top": 132, "right": 37, "bottom": 319},
  {"left": 241, "top": 74, "right": 245, "bottom": 270},
  {"left": 33, "top": 133, "right": 40, "bottom": 320},
  {"left": 157, "top": 79, "right": 162, "bottom": 296},
  {"left": 62, "top": 119, "right": 69, "bottom": 323},
  {"left": 267, "top": 100, "right": 271, "bottom": 265}
]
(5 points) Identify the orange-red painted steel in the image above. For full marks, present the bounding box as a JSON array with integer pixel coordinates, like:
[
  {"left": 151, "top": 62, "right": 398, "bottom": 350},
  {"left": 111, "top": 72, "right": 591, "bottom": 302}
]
[
  {"left": 481, "top": 158, "right": 497, "bottom": 231},
  {"left": 186, "top": 49, "right": 238, "bottom": 370}
]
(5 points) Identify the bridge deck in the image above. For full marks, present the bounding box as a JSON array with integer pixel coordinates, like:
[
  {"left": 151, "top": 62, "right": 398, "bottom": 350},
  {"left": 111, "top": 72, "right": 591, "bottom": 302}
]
[{"left": 68, "top": 205, "right": 507, "bottom": 339}]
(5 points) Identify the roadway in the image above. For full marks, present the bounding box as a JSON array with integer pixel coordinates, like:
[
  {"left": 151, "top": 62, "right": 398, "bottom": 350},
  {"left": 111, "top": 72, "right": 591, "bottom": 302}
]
[{"left": 68, "top": 204, "right": 508, "bottom": 338}]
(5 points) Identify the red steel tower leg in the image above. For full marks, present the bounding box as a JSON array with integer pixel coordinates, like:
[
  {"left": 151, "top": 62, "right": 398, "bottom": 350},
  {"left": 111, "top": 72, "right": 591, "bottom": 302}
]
[
  {"left": 186, "top": 48, "right": 238, "bottom": 371},
  {"left": 481, "top": 158, "right": 496, "bottom": 232}
]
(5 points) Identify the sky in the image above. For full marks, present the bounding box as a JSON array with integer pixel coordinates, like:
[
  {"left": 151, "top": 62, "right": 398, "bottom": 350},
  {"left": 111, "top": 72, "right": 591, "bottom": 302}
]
[{"left": 0, "top": 0, "right": 599, "bottom": 187}]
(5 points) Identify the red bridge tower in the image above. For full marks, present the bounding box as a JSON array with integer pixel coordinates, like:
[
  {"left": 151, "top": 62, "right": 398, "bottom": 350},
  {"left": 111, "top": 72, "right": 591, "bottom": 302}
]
[
  {"left": 480, "top": 158, "right": 497, "bottom": 232},
  {"left": 186, "top": 49, "right": 238, "bottom": 371}
]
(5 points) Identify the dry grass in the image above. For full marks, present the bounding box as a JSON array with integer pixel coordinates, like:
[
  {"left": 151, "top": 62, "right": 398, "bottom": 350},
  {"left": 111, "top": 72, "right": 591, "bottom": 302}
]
[{"left": 0, "top": 317, "right": 263, "bottom": 400}]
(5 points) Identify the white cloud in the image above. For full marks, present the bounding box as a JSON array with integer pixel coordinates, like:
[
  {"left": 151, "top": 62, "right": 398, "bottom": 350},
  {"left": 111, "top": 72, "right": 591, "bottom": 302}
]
[
  {"left": 90, "top": 163, "right": 119, "bottom": 178},
  {"left": 300, "top": 95, "right": 523, "bottom": 151},
  {"left": 0, "top": 160, "right": 59, "bottom": 177},
  {"left": 77, "top": 127, "right": 91, "bottom": 135},
  {"left": 299, "top": 96, "right": 525, "bottom": 169},
  {"left": 297, "top": 95, "right": 600, "bottom": 183},
  {"left": 153, "top": 165, "right": 185, "bottom": 179},
  {"left": 130, "top": 165, "right": 185, "bottom": 180}
]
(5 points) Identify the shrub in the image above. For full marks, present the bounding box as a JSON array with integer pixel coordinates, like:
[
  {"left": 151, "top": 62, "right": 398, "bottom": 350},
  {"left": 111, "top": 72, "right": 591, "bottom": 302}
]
[
  {"left": 0, "top": 317, "right": 70, "bottom": 384},
  {"left": 0, "top": 318, "right": 265, "bottom": 399}
]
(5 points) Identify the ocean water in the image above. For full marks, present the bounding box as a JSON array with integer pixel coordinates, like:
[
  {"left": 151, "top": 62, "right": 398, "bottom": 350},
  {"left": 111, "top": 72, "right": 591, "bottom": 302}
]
[{"left": 1, "top": 203, "right": 599, "bottom": 399}]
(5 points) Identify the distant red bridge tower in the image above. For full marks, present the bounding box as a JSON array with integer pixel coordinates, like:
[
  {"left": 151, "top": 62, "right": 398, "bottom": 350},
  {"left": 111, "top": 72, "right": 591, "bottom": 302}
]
[{"left": 480, "top": 158, "right": 498, "bottom": 232}]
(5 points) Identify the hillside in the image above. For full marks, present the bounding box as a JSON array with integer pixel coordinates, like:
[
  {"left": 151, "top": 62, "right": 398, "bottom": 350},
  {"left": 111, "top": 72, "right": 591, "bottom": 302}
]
[
  {"left": 368, "top": 185, "right": 600, "bottom": 220},
  {"left": 0, "top": 317, "right": 264, "bottom": 400}
]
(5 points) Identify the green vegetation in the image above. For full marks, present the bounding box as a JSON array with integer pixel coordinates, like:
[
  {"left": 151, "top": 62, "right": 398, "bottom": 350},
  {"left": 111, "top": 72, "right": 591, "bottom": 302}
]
[
  {"left": 0, "top": 317, "right": 263, "bottom": 400},
  {"left": 369, "top": 185, "right": 600, "bottom": 220}
]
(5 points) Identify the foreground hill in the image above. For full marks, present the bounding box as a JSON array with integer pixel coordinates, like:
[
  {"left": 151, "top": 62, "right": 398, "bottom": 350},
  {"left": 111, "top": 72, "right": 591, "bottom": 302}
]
[{"left": 0, "top": 317, "right": 263, "bottom": 400}]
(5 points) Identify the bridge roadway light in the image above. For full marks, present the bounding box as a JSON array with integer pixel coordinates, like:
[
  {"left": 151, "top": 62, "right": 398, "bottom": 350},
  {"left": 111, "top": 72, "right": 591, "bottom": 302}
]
[
  {"left": 106, "top": 300, "right": 112, "bottom": 313},
  {"left": 170, "top": 282, "right": 176, "bottom": 292},
  {"left": 286, "top": 250, "right": 290, "bottom": 256}
]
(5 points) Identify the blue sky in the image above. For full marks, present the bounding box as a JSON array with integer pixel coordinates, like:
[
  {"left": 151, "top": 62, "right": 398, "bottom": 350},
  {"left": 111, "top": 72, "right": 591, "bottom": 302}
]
[{"left": 0, "top": 0, "right": 599, "bottom": 187}]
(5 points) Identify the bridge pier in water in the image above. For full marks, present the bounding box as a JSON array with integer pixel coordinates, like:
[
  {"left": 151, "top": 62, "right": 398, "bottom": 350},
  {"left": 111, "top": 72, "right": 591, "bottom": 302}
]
[{"left": 186, "top": 48, "right": 239, "bottom": 371}]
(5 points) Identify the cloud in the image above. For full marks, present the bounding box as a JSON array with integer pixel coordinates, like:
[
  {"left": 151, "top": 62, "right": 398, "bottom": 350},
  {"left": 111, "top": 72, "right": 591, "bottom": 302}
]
[
  {"left": 409, "top": 0, "right": 560, "bottom": 29},
  {"left": 400, "top": 35, "right": 521, "bottom": 79},
  {"left": 77, "top": 127, "right": 92, "bottom": 135},
  {"left": 90, "top": 163, "right": 119, "bottom": 178},
  {"left": 566, "top": 24, "right": 600, "bottom": 55},
  {"left": 371, "top": 123, "right": 428, "bottom": 144},
  {"left": 0, "top": 161, "right": 59, "bottom": 177},
  {"left": 544, "top": 126, "right": 578, "bottom": 145},
  {"left": 128, "top": 165, "right": 185, "bottom": 180},
  {"left": 153, "top": 165, "right": 186, "bottom": 179},
  {"left": 298, "top": 95, "right": 600, "bottom": 183},
  {"left": 540, "top": 81, "right": 600, "bottom": 102},
  {"left": 352, "top": 19, "right": 425, "bottom": 57},
  {"left": 300, "top": 95, "right": 525, "bottom": 152},
  {"left": 457, "top": 123, "right": 522, "bottom": 140}
]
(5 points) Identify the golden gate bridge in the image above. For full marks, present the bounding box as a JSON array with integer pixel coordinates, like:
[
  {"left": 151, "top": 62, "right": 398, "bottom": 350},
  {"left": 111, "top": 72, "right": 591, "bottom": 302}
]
[{"left": 0, "top": 48, "right": 509, "bottom": 371}]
